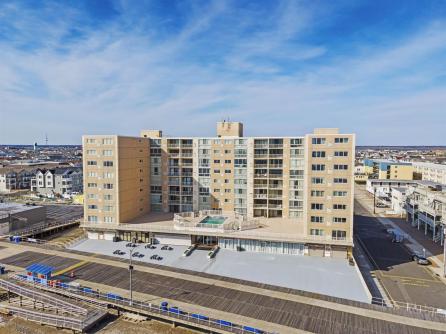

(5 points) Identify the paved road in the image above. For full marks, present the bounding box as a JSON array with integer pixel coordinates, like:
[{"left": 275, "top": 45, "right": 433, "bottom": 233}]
[{"left": 354, "top": 185, "right": 446, "bottom": 309}]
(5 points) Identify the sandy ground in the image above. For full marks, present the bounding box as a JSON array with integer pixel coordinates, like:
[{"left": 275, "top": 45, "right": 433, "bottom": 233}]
[{"left": 0, "top": 315, "right": 197, "bottom": 334}]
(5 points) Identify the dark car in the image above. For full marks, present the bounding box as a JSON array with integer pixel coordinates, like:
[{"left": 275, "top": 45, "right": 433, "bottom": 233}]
[
  {"left": 412, "top": 254, "right": 430, "bottom": 265},
  {"left": 132, "top": 252, "right": 140, "bottom": 257},
  {"left": 138, "top": 254, "right": 145, "bottom": 258}
]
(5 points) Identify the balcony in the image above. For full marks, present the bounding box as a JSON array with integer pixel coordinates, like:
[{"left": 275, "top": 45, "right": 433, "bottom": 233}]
[{"left": 269, "top": 164, "right": 283, "bottom": 169}]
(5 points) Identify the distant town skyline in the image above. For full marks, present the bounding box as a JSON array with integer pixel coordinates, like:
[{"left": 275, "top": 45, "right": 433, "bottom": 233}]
[{"left": 1, "top": 0, "right": 446, "bottom": 145}]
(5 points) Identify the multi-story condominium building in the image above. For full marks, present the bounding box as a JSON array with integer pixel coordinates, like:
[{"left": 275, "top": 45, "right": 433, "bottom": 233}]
[
  {"left": 31, "top": 167, "right": 83, "bottom": 197},
  {"left": 413, "top": 162, "right": 446, "bottom": 185},
  {"left": 364, "top": 159, "right": 414, "bottom": 180},
  {"left": 405, "top": 182, "right": 446, "bottom": 245},
  {"left": 0, "top": 168, "right": 34, "bottom": 193},
  {"left": 81, "top": 122, "right": 355, "bottom": 257}
]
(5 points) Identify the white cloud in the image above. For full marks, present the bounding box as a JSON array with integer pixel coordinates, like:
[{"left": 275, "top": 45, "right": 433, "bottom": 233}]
[{"left": 0, "top": 0, "right": 445, "bottom": 145}]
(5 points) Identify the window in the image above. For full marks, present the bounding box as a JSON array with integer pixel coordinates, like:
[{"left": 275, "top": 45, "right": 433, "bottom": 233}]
[
  {"left": 104, "top": 217, "right": 114, "bottom": 223},
  {"left": 103, "top": 205, "right": 113, "bottom": 212},
  {"left": 214, "top": 159, "right": 220, "bottom": 163},
  {"left": 312, "top": 164, "right": 325, "bottom": 171},
  {"left": 103, "top": 183, "right": 113, "bottom": 189},
  {"left": 333, "top": 204, "right": 347, "bottom": 210},
  {"left": 312, "top": 151, "right": 326, "bottom": 158},
  {"left": 311, "top": 203, "right": 324, "bottom": 210},
  {"left": 311, "top": 216, "right": 324, "bottom": 223},
  {"left": 103, "top": 172, "right": 113, "bottom": 178},
  {"left": 225, "top": 189, "right": 231, "bottom": 193},
  {"left": 213, "top": 139, "right": 221, "bottom": 144},
  {"left": 290, "top": 138, "right": 303, "bottom": 147},
  {"left": 213, "top": 149, "right": 220, "bottom": 154},
  {"left": 334, "top": 164, "right": 348, "bottom": 170},
  {"left": 334, "top": 151, "right": 348, "bottom": 157},
  {"left": 102, "top": 138, "right": 113, "bottom": 145},
  {"left": 333, "top": 217, "right": 347, "bottom": 223},
  {"left": 332, "top": 230, "right": 346, "bottom": 240},
  {"left": 224, "top": 179, "right": 230, "bottom": 183},
  {"left": 87, "top": 183, "right": 97, "bottom": 188},
  {"left": 87, "top": 160, "right": 97, "bottom": 166},
  {"left": 86, "top": 138, "right": 96, "bottom": 144},
  {"left": 224, "top": 150, "right": 231, "bottom": 154},
  {"left": 213, "top": 169, "right": 220, "bottom": 174},
  {"left": 333, "top": 191, "right": 347, "bottom": 197},
  {"left": 214, "top": 189, "right": 220, "bottom": 192},
  {"left": 335, "top": 138, "right": 349, "bottom": 143},
  {"left": 311, "top": 190, "right": 325, "bottom": 197},
  {"left": 104, "top": 194, "right": 113, "bottom": 200},
  {"left": 333, "top": 178, "right": 348, "bottom": 184},
  {"left": 87, "top": 172, "right": 97, "bottom": 177},
  {"left": 310, "top": 229, "right": 324, "bottom": 236},
  {"left": 311, "top": 177, "right": 324, "bottom": 184},
  {"left": 102, "top": 150, "right": 113, "bottom": 156},
  {"left": 312, "top": 138, "right": 326, "bottom": 145},
  {"left": 88, "top": 204, "right": 97, "bottom": 209},
  {"left": 225, "top": 169, "right": 231, "bottom": 173},
  {"left": 225, "top": 159, "right": 231, "bottom": 164},
  {"left": 87, "top": 215, "right": 98, "bottom": 222},
  {"left": 87, "top": 194, "right": 97, "bottom": 199},
  {"left": 103, "top": 161, "right": 114, "bottom": 167},
  {"left": 86, "top": 149, "right": 96, "bottom": 155},
  {"left": 199, "top": 168, "right": 210, "bottom": 176}
]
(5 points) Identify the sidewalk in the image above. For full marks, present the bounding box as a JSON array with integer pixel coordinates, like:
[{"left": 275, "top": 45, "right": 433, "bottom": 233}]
[
  {"left": 355, "top": 185, "right": 446, "bottom": 280},
  {"left": 377, "top": 214, "right": 446, "bottom": 279}
]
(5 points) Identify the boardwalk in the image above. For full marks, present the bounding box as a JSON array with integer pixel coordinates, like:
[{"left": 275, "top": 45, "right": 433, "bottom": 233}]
[{"left": 1, "top": 249, "right": 446, "bottom": 334}]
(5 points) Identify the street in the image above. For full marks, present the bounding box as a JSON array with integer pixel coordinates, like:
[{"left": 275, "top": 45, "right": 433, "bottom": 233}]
[{"left": 354, "top": 185, "right": 446, "bottom": 309}]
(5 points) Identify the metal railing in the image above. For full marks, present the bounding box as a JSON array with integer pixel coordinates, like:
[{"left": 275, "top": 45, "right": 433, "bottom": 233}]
[
  {"left": 5, "top": 305, "right": 85, "bottom": 331},
  {"left": 371, "top": 296, "right": 446, "bottom": 318},
  {"left": 0, "top": 278, "right": 88, "bottom": 316},
  {"left": 8, "top": 217, "right": 81, "bottom": 237},
  {"left": 12, "top": 275, "right": 275, "bottom": 334}
]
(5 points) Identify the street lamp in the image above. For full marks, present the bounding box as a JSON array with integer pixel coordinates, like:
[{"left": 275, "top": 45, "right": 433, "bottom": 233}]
[{"left": 129, "top": 247, "right": 134, "bottom": 306}]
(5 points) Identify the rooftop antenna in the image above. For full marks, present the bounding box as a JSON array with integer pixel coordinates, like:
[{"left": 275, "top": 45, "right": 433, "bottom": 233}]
[{"left": 45, "top": 133, "right": 48, "bottom": 146}]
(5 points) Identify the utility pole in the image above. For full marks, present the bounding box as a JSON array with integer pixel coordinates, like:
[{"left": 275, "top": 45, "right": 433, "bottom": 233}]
[
  {"left": 444, "top": 228, "right": 446, "bottom": 278},
  {"left": 373, "top": 187, "right": 376, "bottom": 214}
]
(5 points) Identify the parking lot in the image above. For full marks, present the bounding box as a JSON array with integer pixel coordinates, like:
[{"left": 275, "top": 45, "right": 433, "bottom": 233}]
[
  {"left": 71, "top": 239, "right": 371, "bottom": 303},
  {"left": 354, "top": 185, "right": 446, "bottom": 309}
]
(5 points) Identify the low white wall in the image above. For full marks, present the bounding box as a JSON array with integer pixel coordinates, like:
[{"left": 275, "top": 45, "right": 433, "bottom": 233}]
[
  {"left": 154, "top": 233, "right": 191, "bottom": 246},
  {"left": 87, "top": 231, "right": 99, "bottom": 240}
]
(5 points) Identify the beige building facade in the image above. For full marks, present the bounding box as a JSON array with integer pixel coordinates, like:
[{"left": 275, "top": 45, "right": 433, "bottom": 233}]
[{"left": 82, "top": 123, "right": 355, "bottom": 253}]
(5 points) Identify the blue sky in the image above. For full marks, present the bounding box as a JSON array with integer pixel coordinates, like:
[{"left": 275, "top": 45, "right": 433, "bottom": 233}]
[{"left": 1, "top": 0, "right": 446, "bottom": 145}]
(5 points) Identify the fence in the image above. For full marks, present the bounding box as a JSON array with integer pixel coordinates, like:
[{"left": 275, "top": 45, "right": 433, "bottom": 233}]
[
  {"left": 371, "top": 296, "right": 446, "bottom": 317},
  {"left": 11, "top": 274, "right": 273, "bottom": 334}
]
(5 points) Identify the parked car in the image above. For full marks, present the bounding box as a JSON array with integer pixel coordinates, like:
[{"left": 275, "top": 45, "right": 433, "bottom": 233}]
[
  {"left": 132, "top": 252, "right": 140, "bottom": 258},
  {"left": 412, "top": 253, "right": 430, "bottom": 265},
  {"left": 376, "top": 202, "right": 388, "bottom": 208}
]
